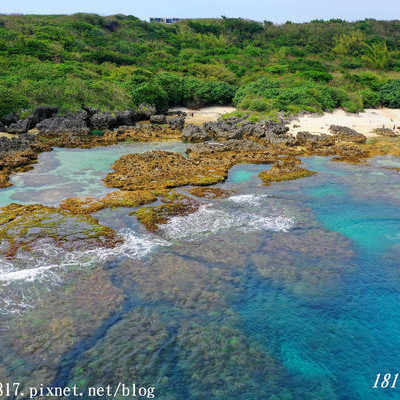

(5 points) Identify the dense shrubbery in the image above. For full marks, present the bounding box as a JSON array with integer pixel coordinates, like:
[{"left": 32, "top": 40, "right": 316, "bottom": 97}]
[
  {"left": 0, "top": 14, "right": 399, "bottom": 116},
  {"left": 233, "top": 77, "right": 363, "bottom": 113},
  {"left": 124, "top": 70, "right": 236, "bottom": 111},
  {"left": 380, "top": 80, "right": 400, "bottom": 108}
]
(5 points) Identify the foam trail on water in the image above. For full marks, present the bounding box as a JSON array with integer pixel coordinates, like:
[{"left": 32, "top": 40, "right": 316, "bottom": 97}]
[
  {"left": 228, "top": 194, "right": 271, "bottom": 206},
  {"left": 0, "top": 229, "right": 168, "bottom": 284},
  {"left": 161, "top": 194, "right": 294, "bottom": 240}
]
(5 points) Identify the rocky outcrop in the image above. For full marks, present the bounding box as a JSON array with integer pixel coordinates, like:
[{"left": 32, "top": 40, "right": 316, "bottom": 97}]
[
  {"left": 150, "top": 115, "right": 167, "bottom": 124},
  {"left": 115, "top": 110, "right": 135, "bottom": 126},
  {"left": 91, "top": 112, "right": 118, "bottom": 130},
  {"left": 373, "top": 128, "right": 399, "bottom": 137},
  {"left": 104, "top": 144, "right": 277, "bottom": 193},
  {"left": 105, "top": 20, "right": 120, "bottom": 32},
  {"left": 182, "top": 124, "right": 211, "bottom": 142},
  {"left": 32, "top": 106, "right": 59, "bottom": 124},
  {"left": 168, "top": 117, "right": 185, "bottom": 130},
  {"left": 296, "top": 131, "right": 335, "bottom": 146},
  {"left": 104, "top": 151, "right": 228, "bottom": 190},
  {"left": 241, "top": 119, "right": 289, "bottom": 138},
  {"left": 36, "top": 115, "right": 89, "bottom": 135},
  {"left": 203, "top": 119, "right": 244, "bottom": 140},
  {"left": 329, "top": 125, "right": 367, "bottom": 143},
  {"left": 187, "top": 139, "right": 265, "bottom": 155},
  {"left": 259, "top": 158, "right": 317, "bottom": 183},
  {"left": 166, "top": 110, "right": 187, "bottom": 117},
  {"left": 0, "top": 134, "right": 51, "bottom": 188},
  {"left": 7, "top": 118, "right": 35, "bottom": 134},
  {"left": 1, "top": 103, "right": 157, "bottom": 137},
  {"left": 60, "top": 190, "right": 157, "bottom": 215},
  {"left": 199, "top": 117, "right": 293, "bottom": 144},
  {"left": 0, "top": 133, "right": 37, "bottom": 153},
  {"left": 1, "top": 112, "right": 19, "bottom": 127}
]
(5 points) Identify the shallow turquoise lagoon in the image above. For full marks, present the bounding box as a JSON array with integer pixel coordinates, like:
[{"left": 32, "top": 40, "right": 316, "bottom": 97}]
[
  {"left": 0, "top": 146, "right": 399, "bottom": 400},
  {"left": 0, "top": 141, "right": 187, "bottom": 207}
]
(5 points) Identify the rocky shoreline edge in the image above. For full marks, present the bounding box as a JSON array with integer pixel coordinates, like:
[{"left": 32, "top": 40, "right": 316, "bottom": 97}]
[
  {"left": 1, "top": 106, "right": 400, "bottom": 258},
  {"left": 1, "top": 105, "right": 399, "bottom": 189}
]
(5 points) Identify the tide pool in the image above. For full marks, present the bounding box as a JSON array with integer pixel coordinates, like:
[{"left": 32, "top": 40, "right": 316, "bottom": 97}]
[{"left": 0, "top": 141, "right": 187, "bottom": 207}]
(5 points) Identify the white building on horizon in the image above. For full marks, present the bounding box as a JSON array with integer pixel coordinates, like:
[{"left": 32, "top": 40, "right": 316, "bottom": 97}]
[{"left": 150, "top": 17, "right": 182, "bottom": 24}]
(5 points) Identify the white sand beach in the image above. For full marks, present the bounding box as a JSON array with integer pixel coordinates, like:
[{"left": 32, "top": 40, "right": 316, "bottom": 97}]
[
  {"left": 170, "top": 106, "right": 236, "bottom": 125},
  {"left": 288, "top": 108, "right": 400, "bottom": 138}
]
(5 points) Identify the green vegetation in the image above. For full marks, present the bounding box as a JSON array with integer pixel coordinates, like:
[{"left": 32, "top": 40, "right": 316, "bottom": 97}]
[{"left": 0, "top": 14, "right": 400, "bottom": 116}]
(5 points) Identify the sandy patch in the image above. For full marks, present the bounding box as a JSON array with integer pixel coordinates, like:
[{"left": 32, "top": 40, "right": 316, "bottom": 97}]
[
  {"left": 170, "top": 106, "right": 236, "bottom": 125},
  {"left": 0, "top": 132, "right": 17, "bottom": 138},
  {"left": 288, "top": 108, "right": 400, "bottom": 138}
]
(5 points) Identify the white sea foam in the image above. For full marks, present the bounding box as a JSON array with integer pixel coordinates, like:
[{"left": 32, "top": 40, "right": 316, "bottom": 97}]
[
  {"left": 85, "top": 228, "right": 169, "bottom": 262},
  {"left": 0, "top": 229, "right": 169, "bottom": 315},
  {"left": 0, "top": 229, "right": 168, "bottom": 284},
  {"left": 0, "top": 265, "right": 56, "bottom": 283},
  {"left": 228, "top": 194, "right": 271, "bottom": 206},
  {"left": 161, "top": 200, "right": 294, "bottom": 240}
]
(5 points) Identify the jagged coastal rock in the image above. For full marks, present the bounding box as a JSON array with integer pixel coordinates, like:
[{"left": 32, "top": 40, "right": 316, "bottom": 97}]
[
  {"left": 0, "top": 104, "right": 160, "bottom": 135},
  {"left": 0, "top": 134, "right": 51, "bottom": 188},
  {"left": 150, "top": 114, "right": 167, "bottom": 124},
  {"left": 181, "top": 116, "right": 294, "bottom": 145},
  {"left": 186, "top": 139, "right": 266, "bottom": 155},
  {"left": 36, "top": 115, "right": 90, "bottom": 135},
  {"left": 329, "top": 125, "right": 367, "bottom": 143},
  {"left": 32, "top": 106, "right": 59, "bottom": 123},
  {"left": 182, "top": 124, "right": 212, "bottom": 142},
  {"left": 168, "top": 117, "right": 185, "bottom": 130},
  {"left": 7, "top": 118, "right": 35, "bottom": 134},
  {"left": 296, "top": 131, "right": 335, "bottom": 146}
]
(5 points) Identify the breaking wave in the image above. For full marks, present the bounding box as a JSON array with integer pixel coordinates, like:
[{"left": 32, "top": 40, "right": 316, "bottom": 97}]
[
  {"left": 161, "top": 194, "right": 294, "bottom": 240},
  {"left": 0, "top": 229, "right": 168, "bottom": 284}
]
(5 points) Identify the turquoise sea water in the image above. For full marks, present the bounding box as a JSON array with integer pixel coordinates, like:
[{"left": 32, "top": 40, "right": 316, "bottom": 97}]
[
  {"left": 0, "top": 144, "right": 399, "bottom": 399},
  {"left": 0, "top": 141, "right": 187, "bottom": 207}
]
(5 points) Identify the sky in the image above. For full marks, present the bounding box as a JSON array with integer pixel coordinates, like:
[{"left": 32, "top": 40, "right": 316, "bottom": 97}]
[{"left": 0, "top": 0, "right": 398, "bottom": 23}]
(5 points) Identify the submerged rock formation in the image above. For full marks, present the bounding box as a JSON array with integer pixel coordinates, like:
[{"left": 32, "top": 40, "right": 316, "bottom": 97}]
[
  {"left": 135, "top": 192, "right": 201, "bottom": 232},
  {"left": 188, "top": 187, "right": 231, "bottom": 199},
  {"left": 0, "top": 203, "right": 120, "bottom": 259}
]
